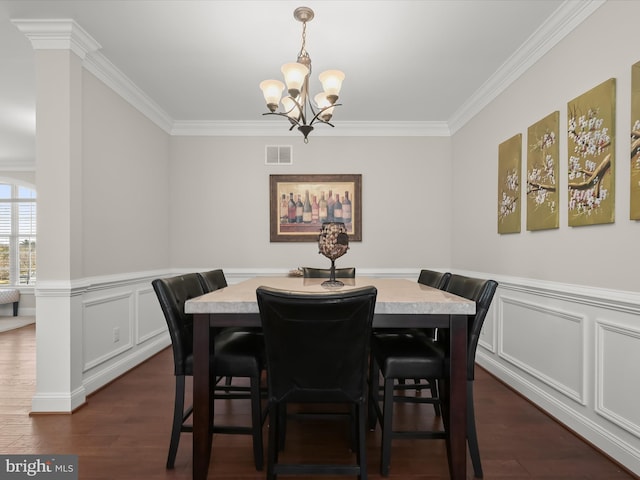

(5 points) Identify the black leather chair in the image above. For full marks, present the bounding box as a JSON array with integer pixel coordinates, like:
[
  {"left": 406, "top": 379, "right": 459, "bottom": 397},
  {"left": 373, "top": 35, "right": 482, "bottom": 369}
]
[
  {"left": 256, "top": 285, "right": 377, "bottom": 480},
  {"left": 418, "top": 269, "right": 451, "bottom": 291},
  {"left": 197, "top": 269, "right": 262, "bottom": 386},
  {"left": 368, "top": 274, "right": 497, "bottom": 477},
  {"left": 197, "top": 269, "right": 228, "bottom": 340},
  {"left": 152, "top": 273, "right": 265, "bottom": 471},
  {"left": 197, "top": 268, "right": 228, "bottom": 292},
  {"left": 386, "top": 269, "right": 451, "bottom": 338},
  {"left": 371, "top": 270, "right": 451, "bottom": 415},
  {"left": 409, "top": 270, "right": 451, "bottom": 408},
  {"left": 301, "top": 266, "right": 356, "bottom": 278}
]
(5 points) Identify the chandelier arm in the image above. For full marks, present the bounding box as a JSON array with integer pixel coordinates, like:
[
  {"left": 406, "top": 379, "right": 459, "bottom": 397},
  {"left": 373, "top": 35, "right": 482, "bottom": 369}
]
[
  {"left": 280, "top": 95, "right": 305, "bottom": 122},
  {"left": 261, "top": 111, "right": 302, "bottom": 129},
  {"left": 308, "top": 103, "right": 342, "bottom": 126},
  {"left": 314, "top": 118, "right": 335, "bottom": 127},
  {"left": 307, "top": 96, "right": 318, "bottom": 116},
  {"left": 289, "top": 95, "right": 308, "bottom": 126},
  {"left": 271, "top": 93, "right": 309, "bottom": 125}
]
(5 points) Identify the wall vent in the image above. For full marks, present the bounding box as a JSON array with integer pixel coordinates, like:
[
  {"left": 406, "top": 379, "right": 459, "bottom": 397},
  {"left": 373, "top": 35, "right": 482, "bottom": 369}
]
[{"left": 265, "top": 145, "right": 293, "bottom": 165}]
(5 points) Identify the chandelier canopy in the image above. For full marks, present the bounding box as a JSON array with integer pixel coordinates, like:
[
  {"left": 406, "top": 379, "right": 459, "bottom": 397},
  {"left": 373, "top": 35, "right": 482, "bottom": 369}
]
[{"left": 259, "top": 6, "right": 345, "bottom": 143}]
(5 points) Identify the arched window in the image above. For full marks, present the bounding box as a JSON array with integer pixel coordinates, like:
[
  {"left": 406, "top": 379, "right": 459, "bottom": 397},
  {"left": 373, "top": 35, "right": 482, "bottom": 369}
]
[{"left": 0, "top": 183, "right": 36, "bottom": 285}]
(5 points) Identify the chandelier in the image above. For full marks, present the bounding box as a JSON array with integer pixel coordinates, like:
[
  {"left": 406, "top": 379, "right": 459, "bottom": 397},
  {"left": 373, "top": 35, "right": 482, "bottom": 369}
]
[{"left": 259, "top": 6, "right": 345, "bottom": 143}]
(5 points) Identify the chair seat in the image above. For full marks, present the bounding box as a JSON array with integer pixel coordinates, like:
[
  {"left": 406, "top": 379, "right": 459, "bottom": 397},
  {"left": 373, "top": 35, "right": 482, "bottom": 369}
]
[
  {"left": 371, "top": 332, "right": 444, "bottom": 379},
  {"left": 183, "top": 330, "right": 264, "bottom": 378},
  {"left": 213, "top": 330, "right": 265, "bottom": 377}
]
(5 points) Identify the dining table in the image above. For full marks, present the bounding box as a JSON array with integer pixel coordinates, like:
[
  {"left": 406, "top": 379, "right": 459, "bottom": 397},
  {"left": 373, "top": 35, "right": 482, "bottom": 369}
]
[{"left": 184, "top": 275, "right": 476, "bottom": 480}]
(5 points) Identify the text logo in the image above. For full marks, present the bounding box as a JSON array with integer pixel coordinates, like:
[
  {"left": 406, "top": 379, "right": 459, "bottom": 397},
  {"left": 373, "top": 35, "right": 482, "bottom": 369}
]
[{"left": 0, "top": 456, "right": 77, "bottom": 479}]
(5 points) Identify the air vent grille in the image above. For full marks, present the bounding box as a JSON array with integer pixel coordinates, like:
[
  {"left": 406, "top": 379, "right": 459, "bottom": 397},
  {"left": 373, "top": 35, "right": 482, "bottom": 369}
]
[{"left": 265, "top": 145, "right": 293, "bottom": 165}]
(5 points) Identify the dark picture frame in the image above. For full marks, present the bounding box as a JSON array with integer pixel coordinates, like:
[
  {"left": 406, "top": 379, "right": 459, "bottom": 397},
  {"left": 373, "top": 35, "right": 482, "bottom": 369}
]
[{"left": 270, "top": 174, "right": 362, "bottom": 242}]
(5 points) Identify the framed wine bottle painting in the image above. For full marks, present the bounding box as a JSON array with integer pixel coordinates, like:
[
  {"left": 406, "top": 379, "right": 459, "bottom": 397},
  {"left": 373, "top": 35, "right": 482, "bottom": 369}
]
[{"left": 269, "top": 174, "right": 362, "bottom": 242}]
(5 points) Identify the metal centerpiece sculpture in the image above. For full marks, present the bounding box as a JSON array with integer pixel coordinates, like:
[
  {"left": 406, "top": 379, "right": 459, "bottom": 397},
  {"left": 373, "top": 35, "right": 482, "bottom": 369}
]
[{"left": 318, "top": 222, "right": 349, "bottom": 288}]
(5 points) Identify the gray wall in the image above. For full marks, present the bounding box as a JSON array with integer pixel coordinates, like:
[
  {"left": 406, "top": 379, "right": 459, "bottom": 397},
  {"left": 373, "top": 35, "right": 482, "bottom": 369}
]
[
  {"left": 169, "top": 135, "right": 453, "bottom": 270},
  {"left": 82, "top": 70, "right": 171, "bottom": 277}
]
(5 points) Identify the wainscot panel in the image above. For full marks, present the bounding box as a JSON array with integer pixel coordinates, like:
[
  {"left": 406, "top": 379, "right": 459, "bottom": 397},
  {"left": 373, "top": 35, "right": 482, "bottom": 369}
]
[
  {"left": 595, "top": 320, "right": 640, "bottom": 438},
  {"left": 80, "top": 272, "right": 171, "bottom": 396},
  {"left": 83, "top": 291, "right": 134, "bottom": 371},
  {"left": 498, "top": 295, "right": 586, "bottom": 404},
  {"left": 136, "top": 286, "right": 166, "bottom": 344}
]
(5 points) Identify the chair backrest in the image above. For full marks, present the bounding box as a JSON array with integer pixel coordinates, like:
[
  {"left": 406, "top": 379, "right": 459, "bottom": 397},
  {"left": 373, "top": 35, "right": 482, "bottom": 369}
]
[
  {"left": 302, "top": 266, "right": 356, "bottom": 278},
  {"left": 444, "top": 274, "right": 498, "bottom": 380},
  {"left": 256, "top": 285, "right": 377, "bottom": 404},
  {"left": 417, "top": 269, "right": 451, "bottom": 290},
  {"left": 196, "top": 269, "right": 230, "bottom": 336},
  {"left": 152, "top": 273, "right": 206, "bottom": 376},
  {"left": 197, "top": 269, "right": 228, "bottom": 293}
]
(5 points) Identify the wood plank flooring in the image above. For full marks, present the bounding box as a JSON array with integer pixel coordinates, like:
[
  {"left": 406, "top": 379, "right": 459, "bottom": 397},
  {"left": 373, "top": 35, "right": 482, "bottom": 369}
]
[{"left": 0, "top": 324, "right": 636, "bottom": 479}]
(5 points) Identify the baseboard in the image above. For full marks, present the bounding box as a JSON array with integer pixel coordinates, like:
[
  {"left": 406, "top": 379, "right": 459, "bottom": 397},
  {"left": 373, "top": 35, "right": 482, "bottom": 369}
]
[{"left": 31, "top": 386, "right": 87, "bottom": 413}]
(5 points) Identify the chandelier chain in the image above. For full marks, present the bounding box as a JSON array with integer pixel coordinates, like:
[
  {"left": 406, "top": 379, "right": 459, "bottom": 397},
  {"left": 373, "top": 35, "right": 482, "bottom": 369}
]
[{"left": 298, "top": 20, "right": 309, "bottom": 63}]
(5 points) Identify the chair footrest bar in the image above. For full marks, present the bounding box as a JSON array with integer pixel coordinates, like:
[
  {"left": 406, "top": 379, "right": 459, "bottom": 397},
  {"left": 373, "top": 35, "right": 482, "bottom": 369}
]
[
  {"left": 213, "top": 385, "right": 252, "bottom": 392},
  {"left": 392, "top": 396, "right": 438, "bottom": 404},
  {"left": 213, "top": 392, "right": 255, "bottom": 400},
  {"left": 288, "top": 411, "right": 351, "bottom": 420},
  {"left": 392, "top": 430, "right": 447, "bottom": 440},
  {"left": 387, "top": 383, "right": 432, "bottom": 391},
  {"left": 273, "top": 464, "right": 361, "bottom": 475},
  {"left": 212, "top": 426, "right": 253, "bottom": 435}
]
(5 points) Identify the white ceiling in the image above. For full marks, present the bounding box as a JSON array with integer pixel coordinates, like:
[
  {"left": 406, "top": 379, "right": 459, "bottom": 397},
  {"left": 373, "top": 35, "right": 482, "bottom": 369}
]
[{"left": 0, "top": 0, "right": 604, "bottom": 166}]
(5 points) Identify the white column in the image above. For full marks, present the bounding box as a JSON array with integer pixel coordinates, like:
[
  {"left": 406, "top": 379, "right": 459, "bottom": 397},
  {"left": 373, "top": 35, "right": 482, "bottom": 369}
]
[{"left": 13, "top": 20, "right": 100, "bottom": 412}]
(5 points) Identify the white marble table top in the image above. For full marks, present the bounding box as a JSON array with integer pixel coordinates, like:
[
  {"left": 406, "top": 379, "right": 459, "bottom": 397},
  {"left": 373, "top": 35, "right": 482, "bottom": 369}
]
[{"left": 185, "top": 276, "right": 475, "bottom": 315}]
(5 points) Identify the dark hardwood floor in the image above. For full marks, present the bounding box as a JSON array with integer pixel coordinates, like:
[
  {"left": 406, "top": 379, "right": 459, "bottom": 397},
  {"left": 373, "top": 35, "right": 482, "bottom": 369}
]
[{"left": 0, "top": 323, "right": 636, "bottom": 479}]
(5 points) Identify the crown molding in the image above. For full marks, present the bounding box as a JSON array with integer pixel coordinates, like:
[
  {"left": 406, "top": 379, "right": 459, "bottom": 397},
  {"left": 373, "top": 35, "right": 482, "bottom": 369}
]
[
  {"left": 11, "top": 19, "right": 101, "bottom": 60},
  {"left": 448, "top": 0, "right": 606, "bottom": 134},
  {"left": 12, "top": 18, "right": 174, "bottom": 134},
  {"left": 171, "top": 120, "right": 450, "bottom": 137},
  {"left": 82, "top": 52, "right": 174, "bottom": 133}
]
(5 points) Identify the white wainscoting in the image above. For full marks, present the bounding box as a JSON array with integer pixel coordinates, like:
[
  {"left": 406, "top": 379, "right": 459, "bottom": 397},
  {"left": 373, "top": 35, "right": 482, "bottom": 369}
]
[
  {"left": 33, "top": 270, "right": 171, "bottom": 410},
  {"left": 470, "top": 271, "right": 640, "bottom": 476}
]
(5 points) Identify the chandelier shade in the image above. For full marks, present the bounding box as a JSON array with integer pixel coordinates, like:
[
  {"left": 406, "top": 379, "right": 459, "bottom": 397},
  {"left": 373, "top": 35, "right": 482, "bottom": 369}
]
[
  {"left": 318, "top": 70, "right": 345, "bottom": 100},
  {"left": 281, "top": 62, "right": 309, "bottom": 97},
  {"left": 259, "top": 79, "right": 285, "bottom": 113},
  {"left": 314, "top": 93, "right": 334, "bottom": 122},
  {"left": 259, "top": 6, "right": 344, "bottom": 143}
]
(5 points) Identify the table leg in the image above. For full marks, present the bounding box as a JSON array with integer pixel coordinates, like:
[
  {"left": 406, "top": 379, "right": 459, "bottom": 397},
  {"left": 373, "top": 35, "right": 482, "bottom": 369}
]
[
  {"left": 448, "top": 314, "right": 467, "bottom": 480},
  {"left": 193, "top": 314, "right": 212, "bottom": 480}
]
